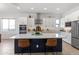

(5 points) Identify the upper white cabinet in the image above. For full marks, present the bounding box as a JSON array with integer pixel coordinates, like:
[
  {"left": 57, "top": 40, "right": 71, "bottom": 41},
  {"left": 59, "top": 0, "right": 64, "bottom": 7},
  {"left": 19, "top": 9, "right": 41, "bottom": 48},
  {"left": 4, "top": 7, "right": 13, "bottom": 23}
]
[
  {"left": 27, "top": 18, "right": 35, "bottom": 27},
  {"left": 60, "top": 10, "right": 79, "bottom": 28},
  {"left": 60, "top": 18, "right": 65, "bottom": 27},
  {"left": 42, "top": 18, "right": 56, "bottom": 28},
  {"left": 17, "top": 17, "right": 27, "bottom": 24}
]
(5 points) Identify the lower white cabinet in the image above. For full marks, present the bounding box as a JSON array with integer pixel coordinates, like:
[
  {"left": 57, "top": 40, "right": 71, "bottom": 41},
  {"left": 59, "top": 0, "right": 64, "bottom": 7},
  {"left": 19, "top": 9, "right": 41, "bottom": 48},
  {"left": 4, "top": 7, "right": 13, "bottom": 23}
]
[{"left": 62, "top": 32, "right": 71, "bottom": 44}]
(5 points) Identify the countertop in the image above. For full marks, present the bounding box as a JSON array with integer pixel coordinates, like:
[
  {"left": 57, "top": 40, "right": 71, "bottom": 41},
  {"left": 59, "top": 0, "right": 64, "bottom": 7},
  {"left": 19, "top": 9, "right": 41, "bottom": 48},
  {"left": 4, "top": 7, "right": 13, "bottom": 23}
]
[{"left": 10, "top": 33, "right": 64, "bottom": 39}]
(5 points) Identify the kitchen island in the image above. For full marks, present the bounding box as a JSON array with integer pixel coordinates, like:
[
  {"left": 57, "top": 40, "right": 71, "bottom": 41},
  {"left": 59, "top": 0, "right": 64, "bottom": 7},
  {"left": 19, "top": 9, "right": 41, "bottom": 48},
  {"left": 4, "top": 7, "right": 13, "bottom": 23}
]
[{"left": 10, "top": 33, "right": 63, "bottom": 54}]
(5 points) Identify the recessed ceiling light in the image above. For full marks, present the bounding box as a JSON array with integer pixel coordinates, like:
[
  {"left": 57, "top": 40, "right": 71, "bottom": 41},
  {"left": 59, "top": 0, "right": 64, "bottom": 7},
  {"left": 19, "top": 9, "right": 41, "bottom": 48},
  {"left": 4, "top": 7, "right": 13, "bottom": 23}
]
[
  {"left": 31, "top": 8, "right": 34, "bottom": 10},
  {"left": 17, "top": 6, "right": 21, "bottom": 10},
  {"left": 44, "top": 8, "right": 47, "bottom": 10},
  {"left": 56, "top": 8, "right": 60, "bottom": 11}
]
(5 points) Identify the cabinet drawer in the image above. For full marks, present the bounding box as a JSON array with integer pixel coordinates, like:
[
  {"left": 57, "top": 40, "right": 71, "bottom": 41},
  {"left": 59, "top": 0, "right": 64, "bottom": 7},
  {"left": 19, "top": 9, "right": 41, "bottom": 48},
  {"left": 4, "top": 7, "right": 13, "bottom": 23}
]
[{"left": 72, "top": 38, "right": 79, "bottom": 48}]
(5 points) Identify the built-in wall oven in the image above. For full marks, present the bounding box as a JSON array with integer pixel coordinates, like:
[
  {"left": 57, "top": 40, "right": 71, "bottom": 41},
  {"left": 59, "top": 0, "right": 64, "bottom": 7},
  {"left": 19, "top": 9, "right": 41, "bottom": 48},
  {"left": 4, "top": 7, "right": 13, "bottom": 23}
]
[{"left": 19, "top": 25, "right": 27, "bottom": 34}]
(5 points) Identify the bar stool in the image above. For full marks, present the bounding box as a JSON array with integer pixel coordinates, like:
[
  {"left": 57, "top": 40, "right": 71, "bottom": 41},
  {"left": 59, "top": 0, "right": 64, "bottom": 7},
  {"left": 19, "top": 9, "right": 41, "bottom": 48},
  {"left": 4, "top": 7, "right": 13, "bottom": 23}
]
[
  {"left": 18, "top": 39, "right": 30, "bottom": 54},
  {"left": 45, "top": 39, "right": 57, "bottom": 55}
]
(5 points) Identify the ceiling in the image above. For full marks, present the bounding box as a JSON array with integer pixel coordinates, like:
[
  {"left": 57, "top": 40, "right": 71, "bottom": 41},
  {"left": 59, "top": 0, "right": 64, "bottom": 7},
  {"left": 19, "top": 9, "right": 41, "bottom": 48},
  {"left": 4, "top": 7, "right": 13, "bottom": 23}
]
[{"left": 0, "top": 3, "right": 79, "bottom": 17}]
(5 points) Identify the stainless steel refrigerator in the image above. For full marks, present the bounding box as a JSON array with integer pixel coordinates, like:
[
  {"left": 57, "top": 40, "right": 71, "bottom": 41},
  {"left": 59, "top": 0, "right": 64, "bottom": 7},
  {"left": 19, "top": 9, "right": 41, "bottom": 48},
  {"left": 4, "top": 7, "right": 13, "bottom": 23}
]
[{"left": 71, "top": 21, "right": 79, "bottom": 48}]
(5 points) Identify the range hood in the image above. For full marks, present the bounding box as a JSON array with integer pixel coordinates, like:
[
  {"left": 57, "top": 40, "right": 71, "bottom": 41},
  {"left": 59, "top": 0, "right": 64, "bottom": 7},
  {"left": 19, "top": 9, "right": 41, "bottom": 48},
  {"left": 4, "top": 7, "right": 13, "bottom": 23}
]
[{"left": 35, "top": 13, "right": 42, "bottom": 25}]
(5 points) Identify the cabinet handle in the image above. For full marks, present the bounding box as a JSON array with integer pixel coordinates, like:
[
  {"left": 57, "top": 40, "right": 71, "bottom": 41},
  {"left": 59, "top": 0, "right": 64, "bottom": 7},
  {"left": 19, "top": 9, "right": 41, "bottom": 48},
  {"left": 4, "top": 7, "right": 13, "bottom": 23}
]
[{"left": 36, "top": 44, "right": 39, "bottom": 48}]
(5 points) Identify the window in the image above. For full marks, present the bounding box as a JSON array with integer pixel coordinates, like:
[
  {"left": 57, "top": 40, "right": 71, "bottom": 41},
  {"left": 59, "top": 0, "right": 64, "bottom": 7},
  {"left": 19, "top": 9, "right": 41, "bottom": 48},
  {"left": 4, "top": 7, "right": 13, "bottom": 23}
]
[
  {"left": 3, "top": 19, "right": 8, "bottom": 30},
  {"left": 2, "top": 19, "right": 15, "bottom": 30},
  {"left": 56, "top": 19, "right": 60, "bottom": 27}
]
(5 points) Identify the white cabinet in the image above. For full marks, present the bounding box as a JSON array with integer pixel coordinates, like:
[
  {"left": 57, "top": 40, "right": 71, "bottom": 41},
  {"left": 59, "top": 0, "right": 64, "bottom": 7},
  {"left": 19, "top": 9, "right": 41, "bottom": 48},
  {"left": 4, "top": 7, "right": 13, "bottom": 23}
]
[
  {"left": 27, "top": 17, "right": 56, "bottom": 29},
  {"left": 62, "top": 32, "right": 71, "bottom": 44},
  {"left": 43, "top": 18, "right": 56, "bottom": 28},
  {"left": 60, "top": 18, "right": 66, "bottom": 27},
  {"left": 27, "top": 18, "right": 35, "bottom": 27}
]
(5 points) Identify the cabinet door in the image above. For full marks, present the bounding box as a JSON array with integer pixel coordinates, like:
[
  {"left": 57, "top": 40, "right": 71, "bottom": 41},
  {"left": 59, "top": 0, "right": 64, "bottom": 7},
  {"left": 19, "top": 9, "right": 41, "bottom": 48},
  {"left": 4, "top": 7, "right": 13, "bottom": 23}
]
[
  {"left": 30, "top": 39, "right": 46, "bottom": 52},
  {"left": 71, "top": 21, "right": 77, "bottom": 37},
  {"left": 72, "top": 38, "right": 79, "bottom": 48},
  {"left": 43, "top": 18, "right": 55, "bottom": 27},
  {"left": 76, "top": 22, "right": 79, "bottom": 38},
  {"left": 27, "top": 18, "right": 35, "bottom": 27}
]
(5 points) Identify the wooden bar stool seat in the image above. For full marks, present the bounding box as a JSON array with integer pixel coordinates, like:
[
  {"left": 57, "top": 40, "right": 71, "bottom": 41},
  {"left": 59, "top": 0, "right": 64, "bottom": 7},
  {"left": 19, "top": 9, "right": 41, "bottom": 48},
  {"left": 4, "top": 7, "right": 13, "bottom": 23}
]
[
  {"left": 18, "top": 39, "right": 30, "bottom": 48},
  {"left": 45, "top": 39, "right": 57, "bottom": 55},
  {"left": 17, "top": 39, "right": 31, "bottom": 54},
  {"left": 46, "top": 39, "right": 57, "bottom": 47}
]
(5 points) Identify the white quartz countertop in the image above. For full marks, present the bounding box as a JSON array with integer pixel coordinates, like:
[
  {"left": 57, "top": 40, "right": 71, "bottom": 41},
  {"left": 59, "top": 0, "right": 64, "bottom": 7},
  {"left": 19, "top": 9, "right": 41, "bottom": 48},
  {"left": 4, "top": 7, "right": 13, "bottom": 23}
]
[{"left": 10, "top": 33, "right": 64, "bottom": 39}]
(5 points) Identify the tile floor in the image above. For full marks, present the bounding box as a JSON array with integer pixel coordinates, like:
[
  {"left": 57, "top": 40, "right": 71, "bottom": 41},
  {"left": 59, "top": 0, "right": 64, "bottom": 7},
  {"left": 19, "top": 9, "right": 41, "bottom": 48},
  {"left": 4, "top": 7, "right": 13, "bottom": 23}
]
[{"left": 0, "top": 39, "right": 79, "bottom": 55}]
